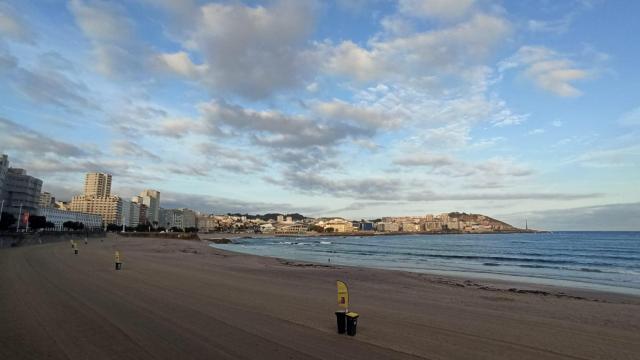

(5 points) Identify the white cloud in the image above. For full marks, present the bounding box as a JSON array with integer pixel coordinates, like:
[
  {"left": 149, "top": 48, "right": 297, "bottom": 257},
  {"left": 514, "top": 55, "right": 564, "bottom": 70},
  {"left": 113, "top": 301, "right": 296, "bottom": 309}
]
[
  {"left": 325, "top": 13, "right": 510, "bottom": 84},
  {"left": 312, "top": 99, "right": 404, "bottom": 129},
  {"left": 68, "top": 0, "right": 148, "bottom": 77},
  {"left": 500, "top": 46, "right": 589, "bottom": 97},
  {"left": 199, "top": 100, "right": 367, "bottom": 149},
  {"left": 155, "top": 0, "right": 318, "bottom": 99},
  {"left": 0, "top": 3, "right": 35, "bottom": 43},
  {"left": 0, "top": 117, "right": 89, "bottom": 157},
  {"left": 156, "top": 51, "right": 207, "bottom": 78},
  {"left": 398, "top": 0, "right": 475, "bottom": 21}
]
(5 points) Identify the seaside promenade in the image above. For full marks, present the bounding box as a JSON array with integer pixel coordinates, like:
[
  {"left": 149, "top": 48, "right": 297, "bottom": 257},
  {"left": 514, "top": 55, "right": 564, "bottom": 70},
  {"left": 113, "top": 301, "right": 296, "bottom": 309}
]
[{"left": 1, "top": 235, "right": 639, "bottom": 359}]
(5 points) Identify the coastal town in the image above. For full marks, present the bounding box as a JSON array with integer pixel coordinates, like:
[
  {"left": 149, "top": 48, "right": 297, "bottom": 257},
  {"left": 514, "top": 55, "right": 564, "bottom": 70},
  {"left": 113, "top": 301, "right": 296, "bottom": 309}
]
[{"left": 1, "top": 153, "right": 524, "bottom": 235}]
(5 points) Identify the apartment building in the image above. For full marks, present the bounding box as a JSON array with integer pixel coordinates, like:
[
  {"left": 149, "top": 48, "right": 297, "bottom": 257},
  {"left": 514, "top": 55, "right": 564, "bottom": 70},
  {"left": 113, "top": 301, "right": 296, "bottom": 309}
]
[{"left": 83, "top": 172, "right": 112, "bottom": 197}]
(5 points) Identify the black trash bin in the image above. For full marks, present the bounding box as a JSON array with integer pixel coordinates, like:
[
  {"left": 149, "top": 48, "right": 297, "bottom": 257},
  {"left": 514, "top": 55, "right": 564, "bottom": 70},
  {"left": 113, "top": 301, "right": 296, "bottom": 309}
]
[
  {"left": 335, "top": 311, "right": 346, "bottom": 334},
  {"left": 346, "top": 312, "right": 359, "bottom": 336},
  {"left": 74, "top": 249, "right": 78, "bottom": 255},
  {"left": 115, "top": 262, "right": 122, "bottom": 270}
]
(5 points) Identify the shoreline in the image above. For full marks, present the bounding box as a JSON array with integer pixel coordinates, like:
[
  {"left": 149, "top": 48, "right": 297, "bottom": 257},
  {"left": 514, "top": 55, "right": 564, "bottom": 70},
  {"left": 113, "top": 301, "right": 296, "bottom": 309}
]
[
  {"left": 200, "top": 229, "right": 544, "bottom": 239},
  {"left": 207, "top": 241, "right": 640, "bottom": 300}
]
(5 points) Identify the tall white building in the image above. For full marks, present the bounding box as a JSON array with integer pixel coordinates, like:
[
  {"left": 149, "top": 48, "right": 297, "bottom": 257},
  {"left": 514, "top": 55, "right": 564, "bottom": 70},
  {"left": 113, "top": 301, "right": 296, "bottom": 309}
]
[{"left": 135, "top": 190, "right": 160, "bottom": 224}]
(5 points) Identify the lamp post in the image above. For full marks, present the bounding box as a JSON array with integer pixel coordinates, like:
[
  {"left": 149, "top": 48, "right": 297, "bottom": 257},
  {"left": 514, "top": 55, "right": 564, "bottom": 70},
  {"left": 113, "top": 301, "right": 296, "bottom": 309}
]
[
  {"left": 0, "top": 200, "right": 4, "bottom": 225},
  {"left": 17, "top": 203, "right": 22, "bottom": 232}
]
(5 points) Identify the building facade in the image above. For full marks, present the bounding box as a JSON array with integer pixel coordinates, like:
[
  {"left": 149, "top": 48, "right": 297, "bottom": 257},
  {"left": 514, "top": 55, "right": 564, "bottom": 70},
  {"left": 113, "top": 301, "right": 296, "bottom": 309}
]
[
  {"left": 70, "top": 195, "right": 123, "bottom": 226},
  {"left": 196, "top": 215, "right": 217, "bottom": 232},
  {"left": 275, "top": 223, "right": 308, "bottom": 235},
  {"left": 160, "top": 208, "right": 196, "bottom": 230},
  {"left": 83, "top": 172, "right": 112, "bottom": 197},
  {"left": 135, "top": 190, "right": 160, "bottom": 224},
  {"left": 39, "top": 192, "right": 55, "bottom": 208},
  {"left": 38, "top": 207, "right": 102, "bottom": 231},
  {"left": 3, "top": 167, "right": 43, "bottom": 220},
  {"left": 0, "top": 154, "right": 8, "bottom": 200}
]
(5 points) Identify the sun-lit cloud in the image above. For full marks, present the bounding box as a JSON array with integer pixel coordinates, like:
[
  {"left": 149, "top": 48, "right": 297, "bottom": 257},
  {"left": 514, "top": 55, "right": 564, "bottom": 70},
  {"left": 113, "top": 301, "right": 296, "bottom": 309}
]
[
  {"left": 0, "top": 0, "right": 635, "bottom": 225},
  {"left": 500, "top": 46, "right": 590, "bottom": 97}
]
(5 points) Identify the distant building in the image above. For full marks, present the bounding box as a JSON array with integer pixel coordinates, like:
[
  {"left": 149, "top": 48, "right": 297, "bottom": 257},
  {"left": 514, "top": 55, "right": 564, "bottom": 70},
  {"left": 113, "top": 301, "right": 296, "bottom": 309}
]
[
  {"left": 277, "top": 215, "right": 284, "bottom": 222},
  {"left": 3, "top": 167, "right": 43, "bottom": 221},
  {"left": 138, "top": 203, "right": 148, "bottom": 226},
  {"left": 38, "top": 208, "right": 102, "bottom": 231},
  {"left": 160, "top": 208, "right": 196, "bottom": 230},
  {"left": 135, "top": 190, "right": 160, "bottom": 224},
  {"left": 358, "top": 222, "right": 374, "bottom": 231},
  {"left": 70, "top": 195, "right": 123, "bottom": 226},
  {"left": 401, "top": 222, "right": 420, "bottom": 232},
  {"left": 376, "top": 222, "right": 399, "bottom": 232},
  {"left": 197, "top": 215, "right": 218, "bottom": 232},
  {"left": 285, "top": 216, "right": 293, "bottom": 223},
  {"left": 83, "top": 172, "right": 112, "bottom": 197},
  {"left": 55, "top": 201, "right": 70, "bottom": 211},
  {"left": 0, "top": 154, "right": 8, "bottom": 200},
  {"left": 323, "top": 219, "right": 353, "bottom": 233},
  {"left": 39, "top": 192, "right": 55, "bottom": 208},
  {"left": 126, "top": 200, "right": 140, "bottom": 227},
  {"left": 180, "top": 208, "right": 196, "bottom": 229},
  {"left": 259, "top": 223, "right": 275, "bottom": 233},
  {"left": 275, "top": 223, "right": 308, "bottom": 235}
]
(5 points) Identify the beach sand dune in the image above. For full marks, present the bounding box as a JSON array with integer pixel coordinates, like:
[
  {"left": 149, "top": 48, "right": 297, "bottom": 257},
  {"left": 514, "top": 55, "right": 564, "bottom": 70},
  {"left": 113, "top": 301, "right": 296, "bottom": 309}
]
[{"left": 1, "top": 236, "right": 639, "bottom": 359}]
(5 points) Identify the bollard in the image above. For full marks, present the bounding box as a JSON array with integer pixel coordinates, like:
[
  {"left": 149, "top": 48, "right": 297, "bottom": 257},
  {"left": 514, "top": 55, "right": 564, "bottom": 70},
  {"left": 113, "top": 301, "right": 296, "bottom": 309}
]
[{"left": 115, "top": 251, "right": 122, "bottom": 270}]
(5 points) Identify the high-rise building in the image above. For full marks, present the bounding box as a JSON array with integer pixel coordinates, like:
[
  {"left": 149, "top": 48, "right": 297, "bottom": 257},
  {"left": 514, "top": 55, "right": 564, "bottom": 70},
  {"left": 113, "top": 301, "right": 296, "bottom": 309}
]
[
  {"left": 3, "top": 167, "right": 43, "bottom": 220},
  {"left": 39, "top": 192, "right": 55, "bottom": 208},
  {"left": 0, "top": 154, "right": 9, "bottom": 200},
  {"left": 135, "top": 190, "right": 160, "bottom": 224},
  {"left": 83, "top": 172, "right": 112, "bottom": 197}
]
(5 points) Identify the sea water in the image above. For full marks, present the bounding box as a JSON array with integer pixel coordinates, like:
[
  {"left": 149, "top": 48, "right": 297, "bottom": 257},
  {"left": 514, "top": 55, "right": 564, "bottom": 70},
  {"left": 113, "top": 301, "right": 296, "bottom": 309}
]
[{"left": 210, "top": 232, "right": 640, "bottom": 295}]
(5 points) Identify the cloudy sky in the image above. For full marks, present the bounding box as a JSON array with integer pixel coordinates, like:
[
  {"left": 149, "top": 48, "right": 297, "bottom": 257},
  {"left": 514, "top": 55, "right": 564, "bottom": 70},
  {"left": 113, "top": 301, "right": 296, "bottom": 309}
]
[{"left": 1, "top": 0, "right": 638, "bottom": 229}]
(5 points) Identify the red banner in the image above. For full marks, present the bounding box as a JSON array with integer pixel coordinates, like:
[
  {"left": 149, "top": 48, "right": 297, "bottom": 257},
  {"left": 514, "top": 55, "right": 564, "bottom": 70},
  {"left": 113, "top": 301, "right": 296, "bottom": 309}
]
[{"left": 21, "top": 212, "right": 30, "bottom": 225}]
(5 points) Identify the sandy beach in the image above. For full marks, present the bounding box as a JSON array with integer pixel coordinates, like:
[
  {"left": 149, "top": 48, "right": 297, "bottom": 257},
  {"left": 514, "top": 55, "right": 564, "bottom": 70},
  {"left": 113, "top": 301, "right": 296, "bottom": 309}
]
[{"left": 1, "top": 235, "right": 639, "bottom": 360}]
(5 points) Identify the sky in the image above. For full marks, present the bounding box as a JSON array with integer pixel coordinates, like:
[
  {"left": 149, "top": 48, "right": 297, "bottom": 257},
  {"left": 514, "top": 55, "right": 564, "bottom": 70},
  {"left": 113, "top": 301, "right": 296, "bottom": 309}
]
[{"left": 0, "top": 0, "right": 639, "bottom": 230}]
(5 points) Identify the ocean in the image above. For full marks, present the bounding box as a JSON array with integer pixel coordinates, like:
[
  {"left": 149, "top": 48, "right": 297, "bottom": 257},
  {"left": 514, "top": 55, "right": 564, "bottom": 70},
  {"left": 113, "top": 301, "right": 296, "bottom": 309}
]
[{"left": 210, "top": 232, "right": 640, "bottom": 295}]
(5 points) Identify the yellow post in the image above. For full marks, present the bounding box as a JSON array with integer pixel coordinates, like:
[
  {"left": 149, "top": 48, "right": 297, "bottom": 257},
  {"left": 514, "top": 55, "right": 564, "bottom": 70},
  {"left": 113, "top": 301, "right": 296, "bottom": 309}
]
[
  {"left": 337, "top": 280, "right": 349, "bottom": 311},
  {"left": 114, "top": 251, "right": 122, "bottom": 270}
]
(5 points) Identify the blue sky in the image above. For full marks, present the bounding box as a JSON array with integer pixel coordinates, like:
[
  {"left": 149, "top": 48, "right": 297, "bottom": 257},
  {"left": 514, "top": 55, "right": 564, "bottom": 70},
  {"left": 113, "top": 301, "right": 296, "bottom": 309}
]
[{"left": 1, "top": 0, "right": 639, "bottom": 230}]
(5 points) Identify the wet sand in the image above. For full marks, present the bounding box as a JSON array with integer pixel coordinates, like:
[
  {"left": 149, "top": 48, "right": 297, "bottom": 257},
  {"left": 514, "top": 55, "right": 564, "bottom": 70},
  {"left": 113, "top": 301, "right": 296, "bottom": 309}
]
[{"left": 1, "top": 235, "right": 639, "bottom": 359}]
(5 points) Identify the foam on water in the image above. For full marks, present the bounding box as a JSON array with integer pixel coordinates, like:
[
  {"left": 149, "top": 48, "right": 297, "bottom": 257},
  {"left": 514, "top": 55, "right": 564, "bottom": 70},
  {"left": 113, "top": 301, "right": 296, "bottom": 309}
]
[{"left": 212, "top": 232, "right": 640, "bottom": 295}]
